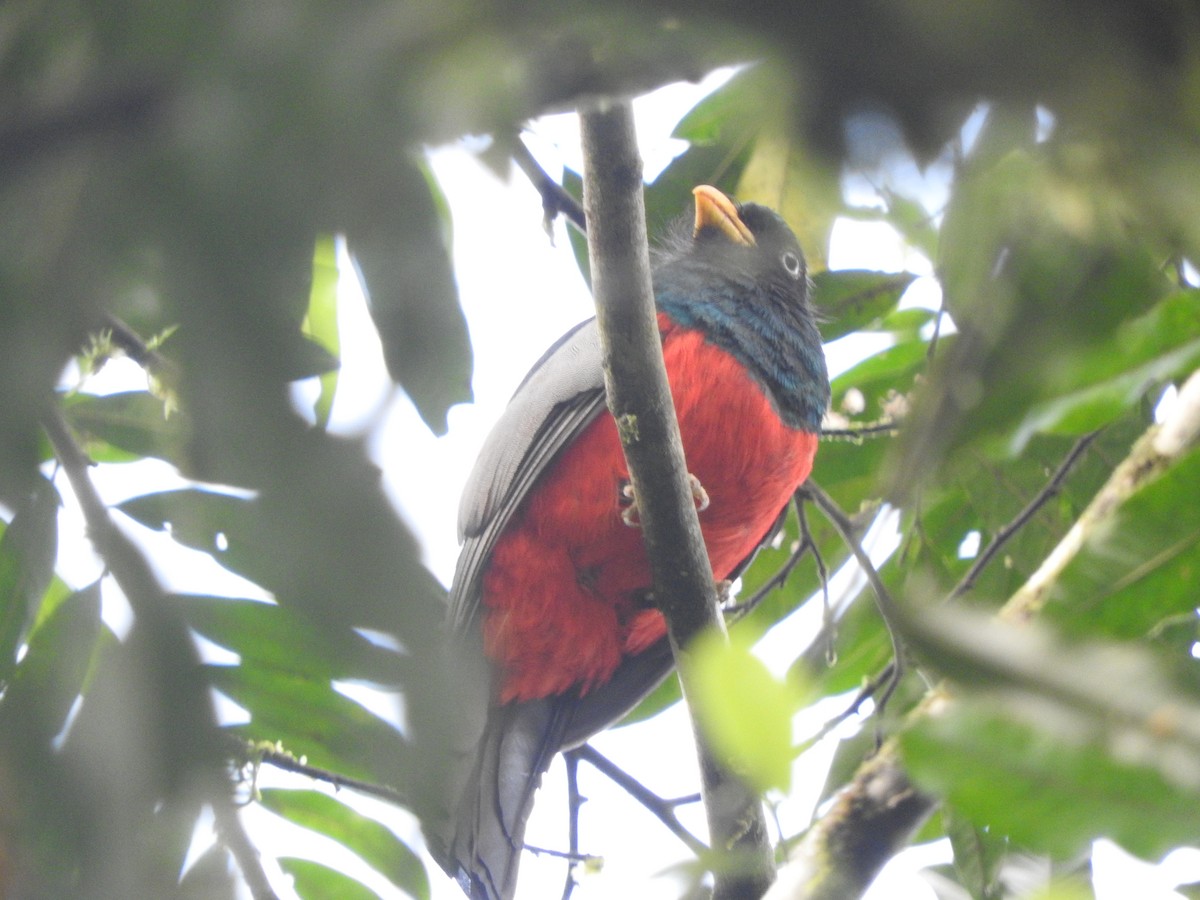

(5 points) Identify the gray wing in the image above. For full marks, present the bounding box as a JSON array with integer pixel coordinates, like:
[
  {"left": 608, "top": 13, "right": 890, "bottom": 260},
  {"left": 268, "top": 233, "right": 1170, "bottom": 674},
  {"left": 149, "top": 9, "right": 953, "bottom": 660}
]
[{"left": 448, "top": 317, "right": 608, "bottom": 631}]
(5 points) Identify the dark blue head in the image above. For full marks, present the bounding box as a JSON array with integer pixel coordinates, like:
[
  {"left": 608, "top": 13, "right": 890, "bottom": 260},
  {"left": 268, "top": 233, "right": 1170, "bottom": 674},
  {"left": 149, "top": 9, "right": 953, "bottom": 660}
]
[{"left": 652, "top": 186, "right": 831, "bottom": 433}]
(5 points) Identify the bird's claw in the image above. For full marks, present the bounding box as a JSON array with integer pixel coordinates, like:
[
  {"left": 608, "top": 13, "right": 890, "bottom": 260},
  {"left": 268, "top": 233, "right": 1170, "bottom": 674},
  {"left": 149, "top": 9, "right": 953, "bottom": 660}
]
[{"left": 620, "top": 474, "right": 710, "bottom": 528}]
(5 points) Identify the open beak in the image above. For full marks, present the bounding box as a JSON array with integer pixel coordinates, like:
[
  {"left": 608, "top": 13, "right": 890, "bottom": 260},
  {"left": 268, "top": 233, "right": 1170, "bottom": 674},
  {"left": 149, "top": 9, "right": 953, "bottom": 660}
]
[{"left": 693, "top": 184, "right": 756, "bottom": 247}]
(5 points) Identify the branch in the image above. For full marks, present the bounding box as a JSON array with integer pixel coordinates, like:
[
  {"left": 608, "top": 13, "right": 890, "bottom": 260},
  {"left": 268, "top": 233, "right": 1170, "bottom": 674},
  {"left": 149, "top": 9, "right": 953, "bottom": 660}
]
[
  {"left": 949, "top": 429, "right": 1101, "bottom": 602},
  {"left": 244, "top": 739, "right": 408, "bottom": 807},
  {"left": 800, "top": 480, "right": 905, "bottom": 710},
  {"left": 1002, "top": 367, "right": 1200, "bottom": 623},
  {"left": 512, "top": 135, "right": 587, "bottom": 234},
  {"left": 575, "top": 744, "right": 707, "bottom": 857},
  {"left": 560, "top": 749, "right": 584, "bottom": 900},
  {"left": 579, "top": 101, "right": 775, "bottom": 898}
]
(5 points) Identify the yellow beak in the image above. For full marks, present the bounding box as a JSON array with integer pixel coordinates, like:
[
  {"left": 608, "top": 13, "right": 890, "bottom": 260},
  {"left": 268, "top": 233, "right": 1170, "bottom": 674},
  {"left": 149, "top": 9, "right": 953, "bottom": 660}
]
[{"left": 693, "top": 184, "right": 756, "bottom": 247}]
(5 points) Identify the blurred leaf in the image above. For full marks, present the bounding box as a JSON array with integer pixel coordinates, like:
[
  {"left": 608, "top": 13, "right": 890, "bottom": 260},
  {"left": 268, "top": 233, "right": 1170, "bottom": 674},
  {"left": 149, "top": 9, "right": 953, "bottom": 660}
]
[
  {"left": 945, "top": 808, "right": 1008, "bottom": 900},
  {"left": 900, "top": 606, "right": 1200, "bottom": 859},
  {"left": 117, "top": 489, "right": 260, "bottom": 582},
  {"left": 811, "top": 270, "right": 917, "bottom": 342},
  {"left": 737, "top": 126, "right": 843, "bottom": 270},
  {"left": 562, "top": 166, "right": 591, "bottom": 290},
  {"left": 64, "top": 391, "right": 190, "bottom": 469},
  {"left": 279, "top": 857, "right": 379, "bottom": 900},
  {"left": 178, "top": 844, "right": 235, "bottom": 899},
  {"left": 686, "top": 630, "right": 806, "bottom": 793},
  {"left": 1043, "top": 443, "right": 1200, "bottom": 641},
  {"left": 352, "top": 157, "right": 471, "bottom": 435},
  {"left": 0, "top": 473, "right": 59, "bottom": 683},
  {"left": 174, "top": 595, "right": 402, "bottom": 685},
  {"left": 0, "top": 583, "right": 100, "bottom": 745},
  {"left": 211, "top": 664, "right": 408, "bottom": 787},
  {"left": 261, "top": 789, "right": 429, "bottom": 900},
  {"left": 303, "top": 235, "right": 342, "bottom": 428}
]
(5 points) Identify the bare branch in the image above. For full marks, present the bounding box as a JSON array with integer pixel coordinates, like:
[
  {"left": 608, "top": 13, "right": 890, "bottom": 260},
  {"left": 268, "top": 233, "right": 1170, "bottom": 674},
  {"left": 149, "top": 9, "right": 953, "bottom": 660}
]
[
  {"left": 949, "top": 429, "right": 1101, "bottom": 602},
  {"left": 575, "top": 744, "right": 707, "bottom": 857},
  {"left": 243, "top": 740, "right": 409, "bottom": 807},
  {"left": 511, "top": 134, "right": 587, "bottom": 234}
]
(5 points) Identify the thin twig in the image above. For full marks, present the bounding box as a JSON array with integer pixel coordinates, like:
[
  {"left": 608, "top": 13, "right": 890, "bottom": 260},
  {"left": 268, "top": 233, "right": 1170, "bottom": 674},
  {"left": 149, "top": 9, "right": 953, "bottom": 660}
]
[
  {"left": 575, "top": 744, "right": 707, "bottom": 857},
  {"left": 244, "top": 740, "right": 408, "bottom": 807},
  {"left": 561, "top": 749, "right": 584, "bottom": 900},
  {"left": 102, "top": 313, "right": 177, "bottom": 379},
  {"left": 801, "top": 481, "right": 906, "bottom": 715},
  {"left": 511, "top": 134, "right": 587, "bottom": 234},
  {"left": 726, "top": 513, "right": 814, "bottom": 623},
  {"left": 820, "top": 420, "right": 900, "bottom": 440},
  {"left": 948, "top": 429, "right": 1102, "bottom": 602}
]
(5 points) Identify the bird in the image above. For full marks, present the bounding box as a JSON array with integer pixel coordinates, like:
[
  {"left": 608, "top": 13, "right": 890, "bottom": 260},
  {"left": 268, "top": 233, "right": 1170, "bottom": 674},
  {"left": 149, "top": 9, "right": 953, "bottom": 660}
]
[{"left": 429, "top": 185, "right": 831, "bottom": 900}]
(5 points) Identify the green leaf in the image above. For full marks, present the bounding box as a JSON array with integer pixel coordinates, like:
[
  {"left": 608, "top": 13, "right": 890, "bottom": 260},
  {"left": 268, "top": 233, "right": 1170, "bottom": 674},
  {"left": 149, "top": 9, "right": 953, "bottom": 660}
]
[
  {"left": 117, "top": 489, "right": 261, "bottom": 582},
  {"left": 261, "top": 789, "right": 429, "bottom": 899},
  {"left": 899, "top": 605, "right": 1200, "bottom": 859},
  {"left": 210, "top": 664, "right": 408, "bottom": 787},
  {"left": 0, "top": 583, "right": 101, "bottom": 745},
  {"left": 64, "top": 391, "right": 190, "bottom": 469},
  {"left": 0, "top": 474, "right": 59, "bottom": 682},
  {"left": 737, "top": 125, "right": 844, "bottom": 270},
  {"left": 685, "top": 630, "right": 806, "bottom": 793},
  {"left": 279, "top": 857, "right": 379, "bottom": 900},
  {"left": 945, "top": 807, "right": 1008, "bottom": 900},
  {"left": 1043, "top": 443, "right": 1200, "bottom": 641},
  {"left": 303, "top": 235, "right": 342, "bottom": 428},
  {"left": 174, "top": 594, "right": 402, "bottom": 685},
  {"left": 351, "top": 157, "right": 471, "bottom": 435},
  {"left": 811, "top": 270, "right": 917, "bottom": 342}
]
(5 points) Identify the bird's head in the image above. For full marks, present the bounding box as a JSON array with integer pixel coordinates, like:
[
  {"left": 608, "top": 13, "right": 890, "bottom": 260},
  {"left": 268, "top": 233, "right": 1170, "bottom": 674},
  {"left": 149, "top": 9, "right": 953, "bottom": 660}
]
[
  {"left": 652, "top": 185, "right": 829, "bottom": 431},
  {"left": 653, "top": 184, "right": 810, "bottom": 309}
]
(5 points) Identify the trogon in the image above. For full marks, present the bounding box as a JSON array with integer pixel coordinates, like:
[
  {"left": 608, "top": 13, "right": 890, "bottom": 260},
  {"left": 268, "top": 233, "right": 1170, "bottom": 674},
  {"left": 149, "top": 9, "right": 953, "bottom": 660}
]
[{"left": 430, "top": 185, "right": 831, "bottom": 900}]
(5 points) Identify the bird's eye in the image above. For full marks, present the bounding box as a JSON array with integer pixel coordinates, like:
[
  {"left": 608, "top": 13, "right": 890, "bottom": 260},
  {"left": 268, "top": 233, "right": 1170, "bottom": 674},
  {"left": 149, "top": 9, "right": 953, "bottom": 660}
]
[{"left": 781, "top": 251, "right": 803, "bottom": 279}]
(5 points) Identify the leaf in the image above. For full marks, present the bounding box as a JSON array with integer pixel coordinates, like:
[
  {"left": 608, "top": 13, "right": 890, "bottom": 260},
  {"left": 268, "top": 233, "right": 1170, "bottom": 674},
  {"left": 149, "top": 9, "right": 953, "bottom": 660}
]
[
  {"left": 0, "top": 473, "right": 59, "bottom": 683},
  {"left": 350, "top": 157, "right": 471, "bottom": 435},
  {"left": 737, "top": 125, "right": 844, "bottom": 270},
  {"left": 811, "top": 270, "right": 917, "bottom": 342},
  {"left": 899, "top": 605, "right": 1200, "bottom": 859},
  {"left": 1043, "top": 443, "right": 1200, "bottom": 642},
  {"left": 0, "top": 583, "right": 101, "bottom": 746},
  {"left": 945, "top": 807, "right": 1008, "bottom": 900},
  {"left": 261, "top": 789, "right": 429, "bottom": 900},
  {"left": 279, "top": 857, "right": 380, "bottom": 900},
  {"left": 173, "top": 594, "right": 403, "bottom": 685},
  {"left": 303, "top": 235, "right": 342, "bottom": 428},
  {"left": 117, "top": 489, "right": 262, "bottom": 583},
  {"left": 210, "top": 664, "right": 409, "bottom": 787},
  {"left": 64, "top": 391, "right": 191, "bottom": 469},
  {"left": 685, "top": 630, "right": 807, "bottom": 793}
]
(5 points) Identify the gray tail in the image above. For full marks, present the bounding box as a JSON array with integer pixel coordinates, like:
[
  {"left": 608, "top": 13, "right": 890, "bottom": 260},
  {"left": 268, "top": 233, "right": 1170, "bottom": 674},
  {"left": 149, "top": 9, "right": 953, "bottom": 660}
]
[
  {"left": 433, "top": 637, "right": 676, "bottom": 898},
  {"left": 439, "top": 699, "right": 566, "bottom": 900}
]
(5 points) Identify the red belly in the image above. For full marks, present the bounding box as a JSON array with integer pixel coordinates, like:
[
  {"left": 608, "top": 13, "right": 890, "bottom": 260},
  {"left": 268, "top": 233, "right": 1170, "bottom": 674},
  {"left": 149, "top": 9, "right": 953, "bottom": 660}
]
[{"left": 481, "top": 318, "right": 819, "bottom": 702}]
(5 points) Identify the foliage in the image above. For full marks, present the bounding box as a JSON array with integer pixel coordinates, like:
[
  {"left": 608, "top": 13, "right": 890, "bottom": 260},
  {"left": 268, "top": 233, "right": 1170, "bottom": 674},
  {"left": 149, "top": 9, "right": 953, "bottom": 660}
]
[{"left": 4, "top": 2, "right": 1200, "bottom": 899}]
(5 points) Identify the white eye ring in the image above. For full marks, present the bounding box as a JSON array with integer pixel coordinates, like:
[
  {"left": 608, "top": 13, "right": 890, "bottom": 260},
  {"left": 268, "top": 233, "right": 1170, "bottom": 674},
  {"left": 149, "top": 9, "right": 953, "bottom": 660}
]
[{"left": 781, "top": 251, "right": 803, "bottom": 278}]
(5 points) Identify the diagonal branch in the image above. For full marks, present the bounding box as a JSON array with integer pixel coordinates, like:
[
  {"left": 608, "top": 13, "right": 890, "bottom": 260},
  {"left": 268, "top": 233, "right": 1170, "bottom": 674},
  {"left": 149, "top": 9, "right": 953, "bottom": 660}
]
[
  {"left": 575, "top": 744, "right": 707, "bottom": 857},
  {"left": 949, "top": 429, "right": 1101, "bottom": 602},
  {"left": 511, "top": 134, "right": 587, "bottom": 234}
]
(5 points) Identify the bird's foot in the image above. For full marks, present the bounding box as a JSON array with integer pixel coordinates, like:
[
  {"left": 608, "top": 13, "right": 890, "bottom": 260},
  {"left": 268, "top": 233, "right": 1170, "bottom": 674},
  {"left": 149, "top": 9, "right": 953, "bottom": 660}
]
[{"left": 620, "top": 474, "right": 710, "bottom": 528}]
